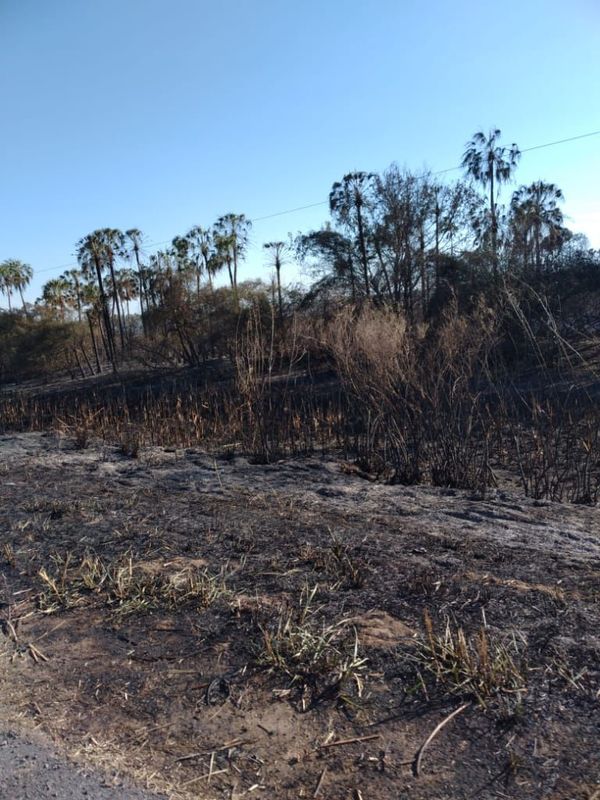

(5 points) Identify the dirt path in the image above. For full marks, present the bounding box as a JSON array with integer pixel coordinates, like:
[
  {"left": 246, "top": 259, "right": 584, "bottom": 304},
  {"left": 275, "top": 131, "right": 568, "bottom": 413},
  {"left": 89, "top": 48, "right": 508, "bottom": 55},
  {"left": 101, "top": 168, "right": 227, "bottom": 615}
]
[{"left": 0, "top": 725, "right": 165, "bottom": 800}]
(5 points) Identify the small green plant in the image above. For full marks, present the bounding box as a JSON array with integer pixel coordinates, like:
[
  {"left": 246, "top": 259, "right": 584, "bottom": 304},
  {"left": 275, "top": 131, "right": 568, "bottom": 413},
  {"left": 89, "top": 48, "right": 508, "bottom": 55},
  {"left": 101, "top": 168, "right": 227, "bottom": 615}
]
[{"left": 256, "top": 584, "right": 367, "bottom": 707}]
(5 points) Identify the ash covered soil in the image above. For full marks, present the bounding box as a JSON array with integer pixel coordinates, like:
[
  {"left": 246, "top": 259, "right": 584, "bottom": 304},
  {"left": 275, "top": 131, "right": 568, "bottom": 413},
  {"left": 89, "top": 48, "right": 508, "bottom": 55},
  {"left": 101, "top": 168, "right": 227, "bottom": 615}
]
[{"left": 0, "top": 432, "right": 598, "bottom": 799}]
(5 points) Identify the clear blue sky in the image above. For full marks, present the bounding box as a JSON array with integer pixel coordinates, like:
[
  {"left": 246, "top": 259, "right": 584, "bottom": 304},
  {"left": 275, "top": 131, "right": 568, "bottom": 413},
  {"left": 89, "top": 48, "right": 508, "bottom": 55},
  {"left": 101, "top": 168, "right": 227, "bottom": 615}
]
[{"left": 1, "top": 0, "right": 599, "bottom": 304}]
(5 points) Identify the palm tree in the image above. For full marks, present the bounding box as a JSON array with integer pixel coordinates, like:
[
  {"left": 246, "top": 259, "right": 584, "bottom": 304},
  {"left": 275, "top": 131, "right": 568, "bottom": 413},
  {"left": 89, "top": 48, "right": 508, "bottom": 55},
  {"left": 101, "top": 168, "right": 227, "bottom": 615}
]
[
  {"left": 171, "top": 236, "right": 192, "bottom": 274},
  {"left": 99, "top": 228, "right": 127, "bottom": 349},
  {"left": 0, "top": 259, "right": 32, "bottom": 310},
  {"left": 61, "top": 268, "right": 85, "bottom": 321},
  {"left": 125, "top": 229, "right": 149, "bottom": 332},
  {"left": 185, "top": 226, "right": 214, "bottom": 295},
  {"left": 79, "top": 282, "right": 103, "bottom": 371},
  {"left": 510, "top": 181, "right": 564, "bottom": 272},
  {"left": 41, "top": 277, "right": 71, "bottom": 319},
  {"left": 115, "top": 268, "right": 139, "bottom": 319},
  {"left": 10, "top": 260, "right": 33, "bottom": 309},
  {"left": 462, "top": 129, "right": 520, "bottom": 274},
  {"left": 329, "top": 172, "right": 376, "bottom": 298},
  {"left": 0, "top": 261, "right": 16, "bottom": 311},
  {"left": 77, "top": 230, "right": 117, "bottom": 365},
  {"left": 214, "top": 214, "right": 251, "bottom": 309},
  {"left": 263, "top": 241, "right": 287, "bottom": 323}
]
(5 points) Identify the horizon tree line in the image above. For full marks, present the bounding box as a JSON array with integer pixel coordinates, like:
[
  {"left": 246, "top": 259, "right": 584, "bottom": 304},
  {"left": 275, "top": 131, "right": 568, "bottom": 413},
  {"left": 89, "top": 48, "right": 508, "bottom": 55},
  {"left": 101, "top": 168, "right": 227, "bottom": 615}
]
[{"left": 1, "top": 128, "right": 595, "bottom": 372}]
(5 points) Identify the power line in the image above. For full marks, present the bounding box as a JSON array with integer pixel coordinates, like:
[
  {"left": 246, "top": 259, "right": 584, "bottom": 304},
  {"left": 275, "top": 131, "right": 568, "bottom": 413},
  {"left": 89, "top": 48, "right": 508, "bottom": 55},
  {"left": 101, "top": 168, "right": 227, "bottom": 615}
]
[
  {"left": 251, "top": 200, "right": 330, "bottom": 223},
  {"left": 30, "top": 127, "right": 600, "bottom": 279},
  {"left": 521, "top": 129, "right": 600, "bottom": 154}
]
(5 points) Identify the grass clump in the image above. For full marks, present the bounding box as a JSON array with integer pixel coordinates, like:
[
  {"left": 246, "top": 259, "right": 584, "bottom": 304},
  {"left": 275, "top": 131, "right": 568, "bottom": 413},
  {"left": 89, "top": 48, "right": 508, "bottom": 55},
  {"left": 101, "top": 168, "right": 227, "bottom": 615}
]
[
  {"left": 304, "top": 534, "right": 367, "bottom": 590},
  {"left": 256, "top": 584, "right": 367, "bottom": 708},
  {"left": 414, "top": 611, "right": 527, "bottom": 708},
  {"left": 37, "top": 552, "right": 228, "bottom": 618}
]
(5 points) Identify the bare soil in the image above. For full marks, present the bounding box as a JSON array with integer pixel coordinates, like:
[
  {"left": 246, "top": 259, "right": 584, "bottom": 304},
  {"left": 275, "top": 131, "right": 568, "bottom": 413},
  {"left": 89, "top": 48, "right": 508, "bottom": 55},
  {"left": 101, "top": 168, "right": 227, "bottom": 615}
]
[
  {"left": 0, "top": 722, "right": 166, "bottom": 800},
  {"left": 0, "top": 432, "right": 599, "bottom": 799}
]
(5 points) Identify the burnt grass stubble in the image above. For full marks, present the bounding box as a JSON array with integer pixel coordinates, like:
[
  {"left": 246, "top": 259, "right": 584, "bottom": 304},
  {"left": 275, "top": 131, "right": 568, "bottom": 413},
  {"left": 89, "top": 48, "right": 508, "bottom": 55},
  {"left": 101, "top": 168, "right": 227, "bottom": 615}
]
[{"left": 0, "top": 431, "right": 598, "bottom": 799}]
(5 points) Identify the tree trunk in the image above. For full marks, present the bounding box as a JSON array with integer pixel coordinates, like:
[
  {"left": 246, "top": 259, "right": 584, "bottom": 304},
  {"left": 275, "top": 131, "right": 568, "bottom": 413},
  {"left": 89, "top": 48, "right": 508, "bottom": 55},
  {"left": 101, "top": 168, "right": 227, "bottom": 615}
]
[
  {"left": 356, "top": 202, "right": 370, "bottom": 298},
  {"left": 490, "top": 169, "right": 497, "bottom": 277},
  {"left": 108, "top": 253, "right": 126, "bottom": 351},
  {"left": 133, "top": 245, "right": 148, "bottom": 336},
  {"left": 276, "top": 263, "right": 283, "bottom": 325},
  {"left": 93, "top": 254, "right": 115, "bottom": 367}
]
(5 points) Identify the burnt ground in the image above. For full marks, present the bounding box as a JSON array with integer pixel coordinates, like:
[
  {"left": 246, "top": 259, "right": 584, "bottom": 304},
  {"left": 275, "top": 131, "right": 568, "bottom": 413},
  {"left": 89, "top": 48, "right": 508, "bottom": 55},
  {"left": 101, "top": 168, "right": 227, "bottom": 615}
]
[{"left": 0, "top": 431, "right": 599, "bottom": 799}]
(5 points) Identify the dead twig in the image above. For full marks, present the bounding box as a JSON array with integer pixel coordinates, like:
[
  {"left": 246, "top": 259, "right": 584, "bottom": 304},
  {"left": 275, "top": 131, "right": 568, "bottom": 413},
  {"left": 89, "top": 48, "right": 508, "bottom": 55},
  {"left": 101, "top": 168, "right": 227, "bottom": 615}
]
[
  {"left": 175, "top": 738, "right": 249, "bottom": 762},
  {"left": 180, "top": 768, "right": 229, "bottom": 787},
  {"left": 28, "top": 643, "right": 49, "bottom": 663},
  {"left": 313, "top": 766, "right": 328, "bottom": 797},
  {"left": 317, "top": 733, "right": 380, "bottom": 750},
  {"left": 413, "top": 702, "right": 471, "bottom": 777}
]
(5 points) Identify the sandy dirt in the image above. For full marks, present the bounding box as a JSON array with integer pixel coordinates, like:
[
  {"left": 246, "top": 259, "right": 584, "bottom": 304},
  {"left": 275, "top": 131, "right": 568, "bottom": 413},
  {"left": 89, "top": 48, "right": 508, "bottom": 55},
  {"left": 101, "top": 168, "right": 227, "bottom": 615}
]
[
  {"left": 0, "top": 432, "right": 599, "bottom": 799},
  {"left": 0, "top": 722, "right": 165, "bottom": 799}
]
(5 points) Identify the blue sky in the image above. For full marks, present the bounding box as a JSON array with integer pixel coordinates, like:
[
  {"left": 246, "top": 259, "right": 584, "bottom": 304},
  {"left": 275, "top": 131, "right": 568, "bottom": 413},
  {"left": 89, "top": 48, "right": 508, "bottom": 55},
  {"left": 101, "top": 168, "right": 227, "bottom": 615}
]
[{"left": 1, "top": 0, "right": 599, "bottom": 304}]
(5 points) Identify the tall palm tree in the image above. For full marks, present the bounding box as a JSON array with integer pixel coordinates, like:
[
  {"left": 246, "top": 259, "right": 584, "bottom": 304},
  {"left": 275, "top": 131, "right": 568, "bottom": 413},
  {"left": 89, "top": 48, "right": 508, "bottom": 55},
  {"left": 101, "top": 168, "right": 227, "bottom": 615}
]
[
  {"left": 77, "top": 230, "right": 117, "bottom": 365},
  {"left": 329, "top": 172, "right": 376, "bottom": 298},
  {"left": 263, "top": 241, "right": 287, "bottom": 323},
  {"left": 125, "top": 229, "right": 149, "bottom": 331},
  {"left": 213, "top": 232, "right": 235, "bottom": 295},
  {"left": 171, "top": 236, "right": 192, "bottom": 274},
  {"left": 462, "top": 129, "right": 520, "bottom": 274},
  {"left": 214, "top": 213, "right": 251, "bottom": 309},
  {"left": 185, "top": 225, "right": 214, "bottom": 294},
  {"left": 115, "top": 268, "right": 139, "bottom": 319},
  {"left": 0, "top": 261, "right": 16, "bottom": 311},
  {"left": 10, "top": 260, "right": 33, "bottom": 309},
  {"left": 99, "top": 228, "right": 127, "bottom": 349},
  {"left": 0, "top": 259, "right": 32, "bottom": 310},
  {"left": 61, "top": 268, "right": 85, "bottom": 321},
  {"left": 41, "top": 277, "right": 71, "bottom": 319},
  {"left": 510, "top": 181, "right": 564, "bottom": 272}
]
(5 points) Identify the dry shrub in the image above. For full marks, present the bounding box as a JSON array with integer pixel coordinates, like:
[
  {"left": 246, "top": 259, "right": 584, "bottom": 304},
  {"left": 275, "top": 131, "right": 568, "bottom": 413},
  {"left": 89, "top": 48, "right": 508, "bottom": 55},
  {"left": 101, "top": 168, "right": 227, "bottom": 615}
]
[
  {"left": 3, "top": 291, "right": 600, "bottom": 504},
  {"left": 321, "top": 301, "right": 498, "bottom": 489}
]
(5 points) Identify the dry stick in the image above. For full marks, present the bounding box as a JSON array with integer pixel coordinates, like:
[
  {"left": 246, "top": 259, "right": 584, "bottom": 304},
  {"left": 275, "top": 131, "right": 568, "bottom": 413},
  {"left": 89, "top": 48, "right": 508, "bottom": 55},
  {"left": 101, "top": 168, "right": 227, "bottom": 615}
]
[
  {"left": 31, "top": 619, "right": 69, "bottom": 643},
  {"left": 413, "top": 702, "right": 471, "bottom": 777},
  {"left": 318, "top": 733, "right": 380, "bottom": 750},
  {"left": 180, "top": 768, "right": 229, "bottom": 787},
  {"left": 175, "top": 739, "right": 249, "bottom": 763},
  {"left": 313, "top": 767, "right": 328, "bottom": 798},
  {"left": 5, "top": 619, "right": 18, "bottom": 644},
  {"left": 28, "top": 643, "right": 49, "bottom": 663}
]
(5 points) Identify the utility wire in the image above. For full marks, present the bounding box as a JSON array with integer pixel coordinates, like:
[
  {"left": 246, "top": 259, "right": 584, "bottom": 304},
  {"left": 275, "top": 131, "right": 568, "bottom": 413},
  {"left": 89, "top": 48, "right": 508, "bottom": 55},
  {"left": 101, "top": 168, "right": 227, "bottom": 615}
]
[{"left": 31, "top": 127, "right": 600, "bottom": 278}]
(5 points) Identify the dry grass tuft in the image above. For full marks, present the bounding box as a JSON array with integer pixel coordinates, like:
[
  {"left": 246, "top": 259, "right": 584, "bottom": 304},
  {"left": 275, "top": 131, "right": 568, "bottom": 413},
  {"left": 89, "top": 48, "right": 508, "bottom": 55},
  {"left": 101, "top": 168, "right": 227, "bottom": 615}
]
[
  {"left": 37, "top": 552, "right": 229, "bottom": 618},
  {"left": 256, "top": 584, "right": 368, "bottom": 707},
  {"left": 412, "top": 611, "right": 527, "bottom": 708},
  {"left": 302, "top": 534, "right": 367, "bottom": 589}
]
